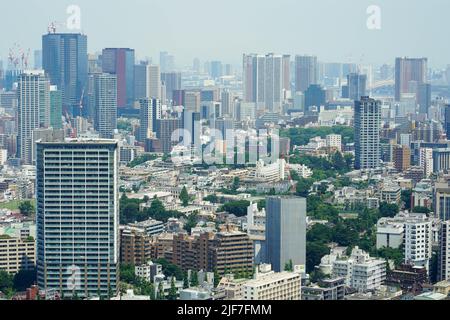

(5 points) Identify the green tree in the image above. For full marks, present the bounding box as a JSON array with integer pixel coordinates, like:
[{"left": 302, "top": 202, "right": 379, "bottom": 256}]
[
  {"left": 401, "top": 190, "right": 412, "bottom": 210},
  {"left": 184, "top": 212, "right": 198, "bottom": 234},
  {"left": 306, "top": 242, "right": 330, "bottom": 273},
  {"left": 183, "top": 273, "right": 189, "bottom": 289},
  {"left": 213, "top": 269, "right": 221, "bottom": 288},
  {"left": 379, "top": 202, "right": 399, "bottom": 218},
  {"left": 0, "top": 270, "right": 13, "bottom": 293},
  {"left": 167, "top": 277, "right": 178, "bottom": 300},
  {"left": 284, "top": 259, "right": 293, "bottom": 272},
  {"left": 218, "top": 200, "right": 251, "bottom": 217},
  {"left": 13, "top": 269, "right": 36, "bottom": 291},
  {"left": 180, "top": 186, "right": 190, "bottom": 207},
  {"left": 295, "top": 178, "right": 313, "bottom": 197},
  {"left": 190, "top": 271, "right": 199, "bottom": 287},
  {"left": 231, "top": 177, "right": 240, "bottom": 192},
  {"left": 156, "top": 282, "right": 165, "bottom": 300},
  {"left": 18, "top": 201, "right": 34, "bottom": 217}
]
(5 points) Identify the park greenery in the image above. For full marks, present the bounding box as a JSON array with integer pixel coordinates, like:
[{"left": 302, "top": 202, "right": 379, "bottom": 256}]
[
  {"left": 120, "top": 194, "right": 182, "bottom": 224},
  {"left": 280, "top": 126, "right": 355, "bottom": 147}
]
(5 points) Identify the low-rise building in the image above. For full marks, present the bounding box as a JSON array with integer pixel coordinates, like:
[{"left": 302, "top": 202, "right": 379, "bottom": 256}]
[
  {"left": 0, "top": 235, "right": 35, "bottom": 273},
  {"left": 302, "top": 277, "right": 346, "bottom": 300},
  {"left": 242, "top": 264, "right": 302, "bottom": 300},
  {"left": 332, "top": 247, "right": 386, "bottom": 292}
]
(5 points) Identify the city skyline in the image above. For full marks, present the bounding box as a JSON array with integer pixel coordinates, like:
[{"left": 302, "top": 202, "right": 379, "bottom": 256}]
[{"left": 1, "top": 0, "right": 450, "bottom": 68}]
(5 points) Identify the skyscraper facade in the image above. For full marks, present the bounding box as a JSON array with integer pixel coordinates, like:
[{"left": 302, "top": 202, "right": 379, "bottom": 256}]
[
  {"left": 394, "top": 57, "right": 427, "bottom": 101},
  {"left": 354, "top": 96, "right": 381, "bottom": 170},
  {"left": 147, "top": 65, "right": 161, "bottom": 99},
  {"left": 36, "top": 139, "right": 119, "bottom": 299},
  {"left": 42, "top": 33, "right": 88, "bottom": 116},
  {"left": 243, "top": 53, "right": 285, "bottom": 112},
  {"left": 17, "top": 70, "right": 50, "bottom": 165},
  {"left": 134, "top": 61, "right": 148, "bottom": 101},
  {"left": 161, "top": 72, "right": 182, "bottom": 104},
  {"left": 295, "top": 55, "right": 318, "bottom": 93},
  {"left": 101, "top": 48, "right": 135, "bottom": 108},
  {"left": 93, "top": 74, "right": 117, "bottom": 139},
  {"left": 49, "top": 85, "right": 62, "bottom": 129},
  {"left": 139, "top": 98, "right": 161, "bottom": 142},
  {"left": 265, "top": 196, "right": 307, "bottom": 272},
  {"left": 347, "top": 73, "right": 367, "bottom": 101}
]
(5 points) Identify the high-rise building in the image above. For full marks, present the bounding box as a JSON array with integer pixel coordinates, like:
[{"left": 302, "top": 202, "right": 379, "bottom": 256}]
[
  {"left": 393, "top": 145, "right": 411, "bottom": 172},
  {"left": 264, "top": 53, "right": 283, "bottom": 113},
  {"left": 139, "top": 98, "right": 161, "bottom": 142},
  {"left": 243, "top": 54, "right": 266, "bottom": 109},
  {"left": 304, "top": 84, "right": 326, "bottom": 111},
  {"left": 438, "top": 221, "right": 450, "bottom": 281},
  {"left": 34, "top": 50, "right": 42, "bottom": 69},
  {"left": 265, "top": 196, "right": 306, "bottom": 272},
  {"left": 395, "top": 57, "right": 427, "bottom": 101},
  {"left": 17, "top": 70, "right": 50, "bottom": 165},
  {"left": 42, "top": 33, "right": 88, "bottom": 116},
  {"left": 161, "top": 72, "right": 181, "bottom": 104},
  {"left": 159, "top": 51, "right": 175, "bottom": 73},
  {"left": 101, "top": 48, "right": 135, "bottom": 108},
  {"left": 49, "top": 85, "right": 62, "bottom": 129},
  {"left": 134, "top": 61, "right": 148, "bottom": 101},
  {"left": 434, "top": 180, "right": 450, "bottom": 221},
  {"left": 347, "top": 73, "right": 367, "bottom": 101},
  {"left": 182, "top": 110, "right": 201, "bottom": 147},
  {"left": 155, "top": 118, "right": 181, "bottom": 154},
  {"left": 93, "top": 74, "right": 117, "bottom": 138},
  {"left": 417, "top": 83, "right": 431, "bottom": 115},
  {"left": 210, "top": 61, "right": 223, "bottom": 79},
  {"left": 184, "top": 91, "right": 201, "bottom": 112},
  {"left": 444, "top": 105, "right": 450, "bottom": 137},
  {"left": 295, "top": 55, "right": 318, "bottom": 93},
  {"left": 354, "top": 97, "right": 381, "bottom": 170},
  {"left": 36, "top": 139, "right": 119, "bottom": 299},
  {"left": 242, "top": 53, "right": 288, "bottom": 113},
  {"left": 282, "top": 55, "right": 291, "bottom": 94},
  {"left": 147, "top": 65, "right": 161, "bottom": 99}
]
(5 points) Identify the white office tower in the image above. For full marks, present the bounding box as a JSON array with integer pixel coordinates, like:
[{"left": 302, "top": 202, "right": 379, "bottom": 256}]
[
  {"left": 264, "top": 54, "right": 283, "bottom": 113},
  {"left": 36, "top": 139, "right": 119, "bottom": 299},
  {"left": 94, "top": 74, "right": 117, "bottom": 139},
  {"left": 17, "top": 70, "right": 50, "bottom": 165},
  {"left": 404, "top": 214, "right": 433, "bottom": 270},
  {"left": 139, "top": 98, "right": 161, "bottom": 141},
  {"left": 147, "top": 65, "right": 161, "bottom": 99}
]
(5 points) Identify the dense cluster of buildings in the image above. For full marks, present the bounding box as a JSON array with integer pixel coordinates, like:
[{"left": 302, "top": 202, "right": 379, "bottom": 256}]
[{"left": 1, "top": 20, "right": 450, "bottom": 302}]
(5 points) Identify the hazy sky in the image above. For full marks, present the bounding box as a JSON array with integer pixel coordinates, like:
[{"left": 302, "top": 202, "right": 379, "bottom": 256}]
[{"left": 1, "top": 0, "right": 449, "bottom": 68}]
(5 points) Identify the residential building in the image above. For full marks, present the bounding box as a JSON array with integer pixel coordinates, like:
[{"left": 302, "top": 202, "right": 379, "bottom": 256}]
[{"left": 36, "top": 139, "right": 119, "bottom": 299}]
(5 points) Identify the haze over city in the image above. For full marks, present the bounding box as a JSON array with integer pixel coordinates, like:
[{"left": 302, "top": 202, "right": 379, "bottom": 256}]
[{"left": 1, "top": 0, "right": 449, "bottom": 68}]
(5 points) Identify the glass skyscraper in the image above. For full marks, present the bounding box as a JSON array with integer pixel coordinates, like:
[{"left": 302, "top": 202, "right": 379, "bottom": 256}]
[
  {"left": 36, "top": 139, "right": 119, "bottom": 299},
  {"left": 101, "top": 48, "right": 135, "bottom": 108},
  {"left": 42, "top": 33, "right": 88, "bottom": 116}
]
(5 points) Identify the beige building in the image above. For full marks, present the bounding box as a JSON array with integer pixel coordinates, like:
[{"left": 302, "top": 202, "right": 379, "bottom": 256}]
[
  {"left": 242, "top": 264, "right": 301, "bottom": 300},
  {"left": 0, "top": 236, "right": 36, "bottom": 273}
]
